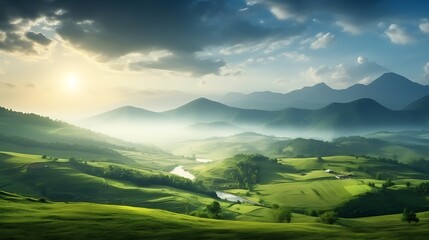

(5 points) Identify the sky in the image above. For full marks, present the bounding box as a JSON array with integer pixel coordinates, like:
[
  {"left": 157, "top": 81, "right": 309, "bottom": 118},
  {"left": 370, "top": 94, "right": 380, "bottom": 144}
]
[{"left": 0, "top": 0, "right": 429, "bottom": 121}]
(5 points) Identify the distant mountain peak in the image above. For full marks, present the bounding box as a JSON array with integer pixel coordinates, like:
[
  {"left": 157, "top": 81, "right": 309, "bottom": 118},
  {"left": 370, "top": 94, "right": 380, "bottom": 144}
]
[
  {"left": 370, "top": 72, "right": 415, "bottom": 86},
  {"left": 186, "top": 97, "right": 226, "bottom": 106},
  {"left": 299, "top": 82, "right": 332, "bottom": 91},
  {"left": 107, "top": 105, "right": 156, "bottom": 114},
  {"left": 171, "top": 97, "right": 232, "bottom": 113},
  {"left": 314, "top": 82, "right": 331, "bottom": 88}
]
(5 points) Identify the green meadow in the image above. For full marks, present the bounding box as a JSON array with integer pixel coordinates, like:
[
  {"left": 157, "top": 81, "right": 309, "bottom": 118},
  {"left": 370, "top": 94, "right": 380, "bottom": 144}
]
[
  {"left": 2, "top": 132, "right": 429, "bottom": 239},
  {"left": 1, "top": 192, "right": 429, "bottom": 240}
]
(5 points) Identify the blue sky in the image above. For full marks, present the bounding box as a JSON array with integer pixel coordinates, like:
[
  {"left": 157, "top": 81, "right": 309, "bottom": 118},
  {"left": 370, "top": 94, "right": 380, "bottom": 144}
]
[{"left": 0, "top": 0, "right": 428, "bottom": 119}]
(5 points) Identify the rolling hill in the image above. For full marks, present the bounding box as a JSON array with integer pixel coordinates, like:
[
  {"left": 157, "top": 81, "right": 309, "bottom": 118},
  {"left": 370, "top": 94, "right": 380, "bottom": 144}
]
[
  {"left": 0, "top": 106, "right": 133, "bottom": 148},
  {"left": 2, "top": 192, "right": 429, "bottom": 240},
  {"left": 220, "top": 72, "right": 429, "bottom": 110}
]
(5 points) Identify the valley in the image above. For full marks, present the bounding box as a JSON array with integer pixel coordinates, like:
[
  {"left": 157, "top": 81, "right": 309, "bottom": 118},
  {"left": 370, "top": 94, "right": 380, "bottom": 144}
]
[{"left": 2, "top": 73, "right": 429, "bottom": 239}]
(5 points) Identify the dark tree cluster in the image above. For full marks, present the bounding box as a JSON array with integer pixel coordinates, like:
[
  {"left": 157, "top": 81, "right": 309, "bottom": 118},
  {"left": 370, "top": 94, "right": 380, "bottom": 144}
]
[
  {"left": 408, "top": 158, "right": 429, "bottom": 174},
  {"left": 381, "top": 178, "right": 395, "bottom": 190},
  {"left": 402, "top": 208, "right": 419, "bottom": 224},
  {"left": 416, "top": 182, "right": 429, "bottom": 193},
  {"left": 319, "top": 211, "right": 339, "bottom": 224},
  {"left": 190, "top": 201, "right": 222, "bottom": 219}
]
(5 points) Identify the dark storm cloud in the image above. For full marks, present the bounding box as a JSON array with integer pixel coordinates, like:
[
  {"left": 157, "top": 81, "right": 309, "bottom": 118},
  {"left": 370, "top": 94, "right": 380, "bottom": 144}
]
[
  {"left": 0, "top": 0, "right": 55, "bottom": 53},
  {"left": 0, "top": 32, "right": 36, "bottom": 53},
  {"left": 0, "top": 0, "right": 302, "bottom": 75},
  {"left": 25, "top": 31, "right": 51, "bottom": 45}
]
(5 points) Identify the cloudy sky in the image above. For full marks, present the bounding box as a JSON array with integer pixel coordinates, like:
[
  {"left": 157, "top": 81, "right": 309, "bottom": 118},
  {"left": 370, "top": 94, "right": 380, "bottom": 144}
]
[{"left": 1, "top": 0, "right": 429, "bottom": 121}]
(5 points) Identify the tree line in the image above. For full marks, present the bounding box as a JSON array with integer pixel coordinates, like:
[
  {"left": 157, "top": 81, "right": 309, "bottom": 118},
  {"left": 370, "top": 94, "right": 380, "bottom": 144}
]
[{"left": 68, "top": 158, "right": 215, "bottom": 197}]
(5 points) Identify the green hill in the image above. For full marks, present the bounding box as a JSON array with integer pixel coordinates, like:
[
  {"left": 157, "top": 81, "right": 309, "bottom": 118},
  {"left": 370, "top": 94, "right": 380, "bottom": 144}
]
[
  {"left": 193, "top": 154, "right": 429, "bottom": 216},
  {"left": 1, "top": 191, "right": 429, "bottom": 240},
  {"left": 0, "top": 151, "right": 216, "bottom": 213},
  {"left": 168, "top": 132, "right": 289, "bottom": 160},
  {"left": 194, "top": 154, "right": 289, "bottom": 189}
]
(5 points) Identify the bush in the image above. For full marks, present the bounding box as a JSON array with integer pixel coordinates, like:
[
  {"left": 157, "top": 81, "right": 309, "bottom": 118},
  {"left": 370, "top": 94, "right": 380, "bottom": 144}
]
[
  {"left": 276, "top": 207, "right": 293, "bottom": 223},
  {"left": 306, "top": 209, "right": 319, "bottom": 217},
  {"left": 417, "top": 182, "right": 429, "bottom": 193},
  {"left": 382, "top": 178, "right": 395, "bottom": 190},
  {"left": 402, "top": 208, "right": 419, "bottom": 224},
  {"left": 206, "top": 201, "right": 221, "bottom": 218},
  {"left": 319, "top": 211, "right": 339, "bottom": 224}
]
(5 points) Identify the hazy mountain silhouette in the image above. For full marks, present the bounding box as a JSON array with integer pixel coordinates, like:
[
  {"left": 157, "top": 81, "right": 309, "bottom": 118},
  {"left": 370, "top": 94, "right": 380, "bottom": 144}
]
[
  {"left": 86, "top": 105, "right": 165, "bottom": 124},
  {"left": 404, "top": 94, "right": 429, "bottom": 112},
  {"left": 266, "top": 98, "right": 412, "bottom": 132},
  {"left": 221, "top": 72, "right": 429, "bottom": 110},
  {"left": 85, "top": 96, "right": 429, "bottom": 136},
  {"left": 164, "top": 97, "right": 278, "bottom": 125}
]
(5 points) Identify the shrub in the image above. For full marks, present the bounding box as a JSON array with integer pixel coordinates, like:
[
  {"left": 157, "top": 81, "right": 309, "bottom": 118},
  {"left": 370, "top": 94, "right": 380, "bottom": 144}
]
[
  {"left": 319, "top": 211, "right": 339, "bottom": 224},
  {"left": 276, "top": 207, "right": 293, "bottom": 223},
  {"left": 402, "top": 208, "right": 419, "bottom": 224}
]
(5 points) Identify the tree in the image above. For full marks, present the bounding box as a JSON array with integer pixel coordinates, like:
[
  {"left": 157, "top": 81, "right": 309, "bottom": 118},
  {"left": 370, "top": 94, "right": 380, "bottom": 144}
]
[
  {"left": 319, "top": 211, "right": 339, "bottom": 224},
  {"left": 405, "top": 181, "right": 411, "bottom": 188},
  {"left": 276, "top": 207, "right": 293, "bottom": 223},
  {"left": 402, "top": 208, "right": 419, "bottom": 224},
  {"left": 206, "top": 201, "right": 221, "bottom": 217},
  {"left": 317, "top": 156, "right": 323, "bottom": 162},
  {"left": 417, "top": 182, "right": 429, "bottom": 193},
  {"left": 41, "top": 155, "right": 47, "bottom": 159},
  {"left": 382, "top": 178, "right": 395, "bottom": 190}
]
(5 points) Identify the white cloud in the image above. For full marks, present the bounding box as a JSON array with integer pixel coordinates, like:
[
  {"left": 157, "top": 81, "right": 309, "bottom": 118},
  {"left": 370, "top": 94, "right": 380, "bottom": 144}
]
[
  {"left": 303, "top": 56, "right": 389, "bottom": 88},
  {"left": 424, "top": 62, "right": 429, "bottom": 76},
  {"left": 270, "top": 6, "right": 290, "bottom": 20},
  {"left": 384, "top": 24, "right": 414, "bottom": 44},
  {"left": 310, "top": 32, "right": 335, "bottom": 49},
  {"left": 263, "top": 39, "right": 295, "bottom": 54},
  {"left": 419, "top": 22, "right": 429, "bottom": 34},
  {"left": 282, "top": 51, "right": 310, "bottom": 62},
  {"left": 304, "top": 64, "right": 347, "bottom": 84},
  {"left": 220, "top": 43, "right": 262, "bottom": 55},
  {"left": 219, "top": 38, "right": 295, "bottom": 56},
  {"left": 357, "top": 56, "right": 368, "bottom": 65},
  {"left": 336, "top": 20, "right": 361, "bottom": 35},
  {"left": 0, "top": 31, "right": 6, "bottom": 42}
]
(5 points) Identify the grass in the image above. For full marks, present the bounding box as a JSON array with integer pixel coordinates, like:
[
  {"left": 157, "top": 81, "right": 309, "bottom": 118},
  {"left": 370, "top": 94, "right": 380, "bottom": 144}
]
[
  {"left": 1, "top": 194, "right": 429, "bottom": 240},
  {"left": 0, "top": 151, "right": 216, "bottom": 214},
  {"left": 256, "top": 179, "right": 372, "bottom": 209},
  {"left": 193, "top": 154, "right": 429, "bottom": 217}
]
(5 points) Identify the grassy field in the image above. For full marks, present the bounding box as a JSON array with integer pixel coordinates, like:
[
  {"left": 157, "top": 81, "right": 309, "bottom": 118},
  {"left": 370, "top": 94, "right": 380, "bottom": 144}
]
[
  {"left": 1, "top": 192, "right": 429, "bottom": 240},
  {"left": 193, "top": 154, "right": 429, "bottom": 216},
  {"left": 0, "top": 151, "right": 217, "bottom": 214}
]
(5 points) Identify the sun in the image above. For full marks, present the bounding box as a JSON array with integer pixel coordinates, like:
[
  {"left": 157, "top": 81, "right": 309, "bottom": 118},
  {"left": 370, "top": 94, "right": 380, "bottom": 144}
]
[{"left": 66, "top": 74, "right": 79, "bottom": 90}]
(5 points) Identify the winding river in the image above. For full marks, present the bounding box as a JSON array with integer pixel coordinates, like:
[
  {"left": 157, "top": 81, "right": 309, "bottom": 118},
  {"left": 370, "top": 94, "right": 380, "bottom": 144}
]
[
  {"left": 215, "top": 191, "right": 255, "bottom": 204},
  {"left": 170, "top": 166, "right": 195, "bottom": 180},
  {"left": 170, "top": 159, "right": 255, "bottom": 204}
]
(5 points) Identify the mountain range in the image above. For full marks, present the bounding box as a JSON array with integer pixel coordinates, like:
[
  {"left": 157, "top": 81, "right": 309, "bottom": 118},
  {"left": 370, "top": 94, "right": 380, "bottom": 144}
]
[
  {"left": 83, "top": 80, "right": 429, "bottom": 139},
  {"left": 220, "top": 72, "right": 429, "bottom": 110}
]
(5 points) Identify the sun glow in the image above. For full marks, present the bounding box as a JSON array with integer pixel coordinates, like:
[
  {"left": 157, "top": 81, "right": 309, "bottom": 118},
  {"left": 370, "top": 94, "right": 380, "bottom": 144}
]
[{"left": 66, "top": 74, "right": 79, "bottom": 90}]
